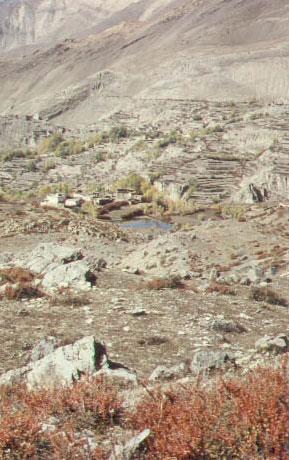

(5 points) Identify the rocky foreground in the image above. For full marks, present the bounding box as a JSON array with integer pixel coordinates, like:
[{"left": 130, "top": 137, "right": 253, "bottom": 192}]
[{"left": 0, "top": 200, "right": 288, "bottom": 458}]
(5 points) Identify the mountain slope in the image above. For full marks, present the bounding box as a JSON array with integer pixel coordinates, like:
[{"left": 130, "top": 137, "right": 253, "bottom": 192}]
[
  {"left": 0, "top": 0, "right": 289, "bottom": 126},
  {"left": 0, "top": 0, "right": 174, "bottom": 54}
]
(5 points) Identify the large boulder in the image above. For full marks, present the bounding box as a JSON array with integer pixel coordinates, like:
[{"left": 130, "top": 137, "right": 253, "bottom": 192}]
[
  {"left": 190, "top": 350, "right": 232, "bottom": 374},
  {"left": 0, "top": 336, "right": 107, "bottom": 389},
  {"left": 255, "top": 334, "right": 289, "bottom": 354},
  {"left": 120, "top": 233, "right": 193, "bottom": 278},
  {"left": 14, "top": 243, "right": 97, "bottom": 292}
]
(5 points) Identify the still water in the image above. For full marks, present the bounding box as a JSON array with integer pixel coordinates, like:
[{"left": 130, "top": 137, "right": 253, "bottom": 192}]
[{"left": 119, "top": 218, "right": 174, "bottom": 234}]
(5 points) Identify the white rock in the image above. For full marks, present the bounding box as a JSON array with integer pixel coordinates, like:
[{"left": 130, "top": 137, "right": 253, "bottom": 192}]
[{"left": 0, "top": 336, "right": 107, "bottom": 389}]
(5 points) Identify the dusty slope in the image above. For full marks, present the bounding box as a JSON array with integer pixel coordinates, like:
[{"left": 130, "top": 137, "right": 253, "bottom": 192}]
[
  {"left": 0, "top": 0, "right": 174, "bottom": 54},
  {"left": 0, "top": 0, "right": 289, "bottom": 124}
]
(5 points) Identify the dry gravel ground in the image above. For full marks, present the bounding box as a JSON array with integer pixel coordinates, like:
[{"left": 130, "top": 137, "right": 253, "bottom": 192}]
[{"left": 0, "top": 202, "right": 288, "bottom": 379}]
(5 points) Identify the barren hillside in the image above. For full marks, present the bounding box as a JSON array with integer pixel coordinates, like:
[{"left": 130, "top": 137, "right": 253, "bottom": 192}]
[{"left": 0, "top": 0, "right": 289, "bottom": 126}]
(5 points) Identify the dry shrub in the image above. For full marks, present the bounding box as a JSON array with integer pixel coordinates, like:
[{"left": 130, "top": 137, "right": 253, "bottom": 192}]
[
  {"left": 121, "top": 208, "right": 144, "bottom": 220},
  {"left": 140, "top": 276, "right": 185, "bottom": 291},
  {"left": 249, "top": 286, "right": 287, "bottom": 307},
  {"left": 49, "top": 425, "right": 104, "bottom": 460},
  {"left": 0, "top": 267, "right": 45, "bottom": 300},
  {"left": 4, "top": 282, "right": 45, "bottom": 300},
  {"left": 206, "top": 282, "right": 236, "bottom": 296},
  {"left": 184, "top": 284, "right": 199, "bottom": 293},
  {"left": 0, "top": 376, "right": 122, "bottom": 459},
  {"left": 127, "top": 359, "right": 289, "bottom": 459},
  {"left": 0, "top": 398, "right": 45, "bottom": 459},
  {"left": 0, "top": 267, "right": 37, "bottom": 285},
  {"left": 44, "top": 377, "right": 123, "bottom": 431}
]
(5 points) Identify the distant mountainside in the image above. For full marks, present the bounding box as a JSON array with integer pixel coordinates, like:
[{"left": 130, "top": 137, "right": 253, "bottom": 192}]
[
  {"left": 0, "top": 0, "right": 289, "bottom": 127},
  {"left": 0, "top": 0, "right": 175, "bottom": 54}
]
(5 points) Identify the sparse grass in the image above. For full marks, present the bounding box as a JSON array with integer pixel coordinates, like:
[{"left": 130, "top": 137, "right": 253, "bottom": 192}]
[
  {"left": 26, "top": 159, "right": 38, "bottom": 172},
  {"left": 201, "top": 124, "right": 223, "bottom": 135},
  {"left": 144, "top": 130, "right": 162, "bottom": 140},
  {"left": 154, "top": 130, "right": 181, "bottom": 149},
  {"left": 95, "top": 151, "right": 106, "bottom": 163},
  {"left": 130, "top": 139, "right": 147, "bottom": 152},
  {"left": 43, "top": 160, "right": 56, "bottom": 171},
  {"left": 49, "top": 292, "right": 91, "bottom": 308},
  {"left": 137, "top": 336, "right": 169, "bottom": 346},
  {"left": 87, "top": 132, "right": 109, "bottom": 148},
  {"left": 249, "top": 286, "right": 287, "bottom": 307}
]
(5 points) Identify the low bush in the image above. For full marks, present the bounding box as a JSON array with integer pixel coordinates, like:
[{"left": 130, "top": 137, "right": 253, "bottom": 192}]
[
  {"left": 3, "top": 283, "right": 45, "bottom": 300},
  {"left": 249, "top": 286, "right": 287, "bottom": 307},
  {"left": 26, "top": 159, "right": 37, "bottom": 172},
  {"left": 127, "top": 359, "right": 289, "bottom": 459},
  {"left": 0, "top": 266, "right": 40, "bottom": 285},
  {"left": 112, "top": 172, "right": 148, "bottom": 195},
  {"left": 206, "top": 282, "right": 236, "bottom": 296},
  {"left": 154, "top": 131, "right": 180, "bottom": 149},
  {"left": 0, "top": 375, "right": 123, "bottom": 459},
  {"left": 219, "top": 204, "right": 246, "bottom": 221},
  {"left": 37, "top": 132, "right": 64, "bottom": 155},
  {"left": 1, "top": 149, "right": 30, "bottom": 162},
  {"left": 108, "top": 125, "right": 129, "bottom": 142},
  {"left": 140, "top": 276, "right": 185, "bottom": 290},
  {"left": 0, "top": 267, "right": 44, "bottom": 300}
]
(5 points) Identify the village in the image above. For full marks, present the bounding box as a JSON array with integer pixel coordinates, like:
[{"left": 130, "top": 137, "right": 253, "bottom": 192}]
[{"left": 40, "top": 187, "right": 142, "bottom": 215}]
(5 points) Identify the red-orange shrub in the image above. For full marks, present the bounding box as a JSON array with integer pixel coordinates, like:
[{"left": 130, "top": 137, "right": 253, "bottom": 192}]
[
  {"left": 0, "top": 376, "right": 122, "bottom": 459},
  {"left": 128, "top": 359, "right": 289, "bottom": 459}
]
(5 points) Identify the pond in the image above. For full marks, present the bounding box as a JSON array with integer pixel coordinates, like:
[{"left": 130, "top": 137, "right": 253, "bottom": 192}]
[{"left": 118, "top": 218, "right": 174, "bottom": 234}]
